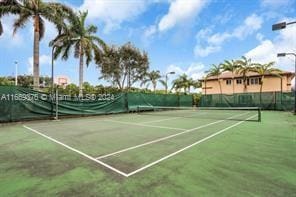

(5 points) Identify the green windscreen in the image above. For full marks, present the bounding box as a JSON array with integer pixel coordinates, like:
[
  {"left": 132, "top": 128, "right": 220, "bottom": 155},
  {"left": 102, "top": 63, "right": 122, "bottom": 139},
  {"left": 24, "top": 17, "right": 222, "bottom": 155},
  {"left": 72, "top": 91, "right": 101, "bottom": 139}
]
[
  {"left": 199, "top": 92, "right": 294, "bottom": 111},
  {"left": 0, "top": 86, "right": 193, "bottom": 122}
]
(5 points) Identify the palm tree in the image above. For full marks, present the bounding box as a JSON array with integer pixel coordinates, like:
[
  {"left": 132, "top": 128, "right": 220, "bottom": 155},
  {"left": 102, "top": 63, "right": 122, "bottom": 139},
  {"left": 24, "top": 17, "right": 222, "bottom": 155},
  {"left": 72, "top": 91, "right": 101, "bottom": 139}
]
[
  {"left": 140, "top": 70, "right": 165, "bottom": 92},
  {"left": 252, "top": 62, "right": 281, "bottom": 106},
  {"left": 0, "top": 0, "right": 73, "bottom": 88},
  {"left": 50, "top": 11, "right": 106, "bottom": 96},
  {"left": 235, "top": 56, "right": 255, "bottom": 93},
  {"left": 187, "top": 78, "right": 200, "bottom": 93},
  {"left": 171, "top": 74, "right": 192, "bottom": 93},
  {"left": 221, "top": 59, "right": 238, "bottom": 94},
  {"left": 207, "top": 64, "right": 222, "bottom": 94}
]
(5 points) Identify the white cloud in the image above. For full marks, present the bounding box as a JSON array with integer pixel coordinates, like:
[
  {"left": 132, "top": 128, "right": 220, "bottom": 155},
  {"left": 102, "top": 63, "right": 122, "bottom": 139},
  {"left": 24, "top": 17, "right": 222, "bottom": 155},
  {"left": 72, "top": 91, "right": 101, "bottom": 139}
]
[
  {"left": 194, "top": 14, "right": 263, "bottom": 57},
  {"left": 194, "top": 45, "right": 220, "bottom": 57},
  {"left": 27, "top": 54, "right": 51, "bottom": 74},
  {"left": 233, "top": 14, "right": 263, "bottom": 39},
  {"left": 245, "top": 20, "right": 296, "bottom": 72},
  {"left": 144, "top": 25, "right": 157, "bottom": 38},
  {"left": 256, "top": 33, "right": 264, "bottom": 42},
  {"left": 245, "top": 40, "right": 276, "bottom": 64},
  {"left": 143, "top": 0, "right": 208, "bottom": 41},
  {"left": 80, "top": 0, "right": 149, "bottom": 33},
  {"left": 158, "top": 0, "right": 208, "bottom": 32},
  {"left": 166, "top": 62, "right": 205, "bottom": 80}
]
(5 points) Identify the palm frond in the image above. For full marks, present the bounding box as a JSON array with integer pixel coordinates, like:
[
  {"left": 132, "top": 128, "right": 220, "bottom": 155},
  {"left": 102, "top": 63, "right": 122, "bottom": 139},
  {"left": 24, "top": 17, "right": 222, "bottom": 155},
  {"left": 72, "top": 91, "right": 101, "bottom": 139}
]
[
  {"left": 159, "top": 79, "right": 166, "bottom": 87},
  {"left": 87, "top": 25, "right": 97, "bottom": 34},
  {"left": 61, "top": 44, "right": 72, "bottom": 60},
  {"left": 12, "top": 12, "right": 31, "bottom": 35},
  {"left": 0, "top": 0, "right": 21, "bottom": 17}
]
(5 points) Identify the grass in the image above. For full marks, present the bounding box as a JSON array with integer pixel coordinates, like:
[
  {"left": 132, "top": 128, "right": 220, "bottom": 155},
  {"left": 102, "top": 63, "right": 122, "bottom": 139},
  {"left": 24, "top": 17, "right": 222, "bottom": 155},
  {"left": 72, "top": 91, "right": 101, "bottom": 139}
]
[{"left": 0, "top": 111, "right": 295, "bottom": 196}]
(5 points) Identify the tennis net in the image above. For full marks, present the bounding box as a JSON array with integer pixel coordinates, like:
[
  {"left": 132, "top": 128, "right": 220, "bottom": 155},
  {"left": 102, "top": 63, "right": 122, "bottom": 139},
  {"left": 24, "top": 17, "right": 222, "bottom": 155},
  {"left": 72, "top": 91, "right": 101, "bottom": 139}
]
[{"left": 136, "top": 106, "right": 261, "bottom": 122}]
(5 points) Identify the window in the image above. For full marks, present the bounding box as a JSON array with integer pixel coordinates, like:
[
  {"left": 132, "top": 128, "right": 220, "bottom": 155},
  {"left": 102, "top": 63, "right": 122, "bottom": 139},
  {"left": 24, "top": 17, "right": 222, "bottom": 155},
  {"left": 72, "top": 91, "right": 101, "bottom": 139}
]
[
  {"left": 226, "top": 79, "right": 231, "bottom": 85},
  {"left": 236, "top": 79, "right": 242, "bottom": 84},
  {"left": 250, "top": 77, "right": 260, "bottom": 85}
]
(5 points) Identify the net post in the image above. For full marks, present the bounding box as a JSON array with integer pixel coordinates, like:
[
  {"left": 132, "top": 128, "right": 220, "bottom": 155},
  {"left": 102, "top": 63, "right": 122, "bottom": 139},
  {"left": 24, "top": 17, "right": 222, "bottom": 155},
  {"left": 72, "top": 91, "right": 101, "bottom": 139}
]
[{"left": 258, "top": 107, "right": 261, "bottom": 122}]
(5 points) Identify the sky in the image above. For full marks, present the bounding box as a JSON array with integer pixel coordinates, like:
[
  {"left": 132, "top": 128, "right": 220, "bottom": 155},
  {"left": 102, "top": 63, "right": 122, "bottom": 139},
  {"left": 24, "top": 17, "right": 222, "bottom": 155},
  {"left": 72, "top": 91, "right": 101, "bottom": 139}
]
[{"left": 0, "top": 0, "right": 296, "bottom": 90}]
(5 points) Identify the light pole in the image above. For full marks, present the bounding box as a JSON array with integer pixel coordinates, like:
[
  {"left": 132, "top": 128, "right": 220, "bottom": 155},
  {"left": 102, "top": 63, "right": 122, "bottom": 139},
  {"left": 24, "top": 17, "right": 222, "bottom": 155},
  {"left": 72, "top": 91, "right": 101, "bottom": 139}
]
[
  {"left": 277, "top": 53, "right": 296, "bottom": 114},
  {"left": 14, "top": 61, "right": 18, "bottom": 86},
  {"left": 165, "top": 71, "right": 175, "bottom": 94},
  {"left": 272, "top": 20, "right": 296, "bottom": 115},
  {"left": 51, "top": 41, "right": 63, "bottom": 119},
  {"left": 272, "top": 21, "right": 296, "bottom": 31}
]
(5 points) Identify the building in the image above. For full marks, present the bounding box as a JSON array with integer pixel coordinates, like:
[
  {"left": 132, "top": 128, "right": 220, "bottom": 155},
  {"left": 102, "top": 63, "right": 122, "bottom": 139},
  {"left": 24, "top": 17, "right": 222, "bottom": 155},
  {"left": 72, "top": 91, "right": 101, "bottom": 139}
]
[
  {"left": 200, "top": 71, "right": 294, "bottom": 95},
  {"left": 54, "top": 75, "right": 70, "bottom": 88}
]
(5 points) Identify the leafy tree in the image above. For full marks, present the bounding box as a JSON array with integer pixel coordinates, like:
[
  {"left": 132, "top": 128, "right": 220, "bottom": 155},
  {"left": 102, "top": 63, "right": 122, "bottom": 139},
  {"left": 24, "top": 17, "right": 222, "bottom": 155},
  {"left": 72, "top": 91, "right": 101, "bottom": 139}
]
[
  {"left": 0, "top": 0, "right": 74, "bottom": 88},
  {"left": 206, "top": 64, "right": 222, "bottom": 94},
  {"left": 0, "top": 77, "right": 13, "bottom": 85},
  {"left": 64, "top": 83, "right": 79, "bottom": 96},
  {"left": 141, "top": 70, "right": 165, "bottom": 92},
  {"left": 50, "top": 11, "right": 106, "bottom": 96},
  {"left": 252, "top": 62, "right": 281, "bottom": 105},
  {"left": 235, "top": 56, "right": 256, "bottom": 92},
  {"left": 83, "top": 82, "right": 96, "bottom": 94},
  {"left": 97, "top": 42, "right": 149, "bottom": 90},
  {"left": 221, "top": 59, "right": 238, "bottom": 94}
]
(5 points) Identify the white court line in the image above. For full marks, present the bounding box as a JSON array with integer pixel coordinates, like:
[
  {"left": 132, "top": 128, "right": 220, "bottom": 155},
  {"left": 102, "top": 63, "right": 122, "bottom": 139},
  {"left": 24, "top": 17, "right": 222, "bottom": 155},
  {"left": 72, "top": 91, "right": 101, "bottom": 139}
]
[
  {"left": 126, "top": 114, "right": 257, "bottom": 177},
  {"left": 23, "top": 125, "right": 128, "bottom": 177},
  {"left": 95, "top": 112, "right": 249, "bottom": 159},
  {"left": 103, "top": 119, "right": 186, "bottom": 131}
]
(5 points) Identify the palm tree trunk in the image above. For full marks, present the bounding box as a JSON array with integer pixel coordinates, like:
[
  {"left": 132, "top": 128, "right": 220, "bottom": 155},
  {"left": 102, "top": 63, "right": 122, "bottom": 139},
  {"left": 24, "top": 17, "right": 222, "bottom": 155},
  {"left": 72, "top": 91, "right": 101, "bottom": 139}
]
[
  {"left": 232, "top": 72, "right": 235, "bottom": 94},
  {"left": 79, "top": 45, "right": 84, "bottom": 96},
  {"left": 218, "top": 78, "right": 222, "bottom": 105},
  {"left": 260, "top": 76, "right": 264, "bottom": 107},
  {"left": 205, "top": 79, "right": 207, "bottom": 95},
  {"left": 243, "top": 75, "right": 247, "bottom": 93},
  {"left": 33, "top": 15, "right": 40, "bottom": 89},
  {"left": 218, "top": 79, "right": 222, "bottom": 94}
]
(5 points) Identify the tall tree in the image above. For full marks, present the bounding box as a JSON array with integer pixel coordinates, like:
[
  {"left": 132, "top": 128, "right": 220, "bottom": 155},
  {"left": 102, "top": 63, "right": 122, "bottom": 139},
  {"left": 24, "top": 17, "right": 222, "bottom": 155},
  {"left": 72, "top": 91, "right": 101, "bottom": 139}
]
[
  {"left": 235, "top": 56, "right": 255, "bottom": 92},
  {"left": 97, "top": 43, "right": 149, "bottom": 90},
  {"left": 252, "top": 62, "right": 281, "bottom": 106},
  {"left": 207, "top": 64, "right": 222, "bottom": 94},
  {"left": 140, "top": 70, "right": 165, "bottom": 92},
  {"left": 0, "top": 0, "right": 73, "bottom": 88},
  {"left": 221, "top": 59, "right": 238, "bottom": 94},
  {"left": 50, "top": 11, "right": 106, "bottom": 96}
]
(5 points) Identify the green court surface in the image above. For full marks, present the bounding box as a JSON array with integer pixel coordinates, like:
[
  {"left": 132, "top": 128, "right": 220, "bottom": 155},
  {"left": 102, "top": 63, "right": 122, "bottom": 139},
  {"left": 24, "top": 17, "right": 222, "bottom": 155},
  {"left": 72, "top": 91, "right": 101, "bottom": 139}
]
[{"left": 0, "top": 111, "right": 295, "bottom": 196}]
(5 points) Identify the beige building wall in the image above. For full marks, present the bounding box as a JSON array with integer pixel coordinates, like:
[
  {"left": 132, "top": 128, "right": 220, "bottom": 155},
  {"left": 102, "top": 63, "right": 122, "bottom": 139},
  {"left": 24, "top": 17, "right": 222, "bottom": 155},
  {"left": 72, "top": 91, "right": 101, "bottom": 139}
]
[{"left": 202, "top": 75, "right": 292, "bottom": 94}]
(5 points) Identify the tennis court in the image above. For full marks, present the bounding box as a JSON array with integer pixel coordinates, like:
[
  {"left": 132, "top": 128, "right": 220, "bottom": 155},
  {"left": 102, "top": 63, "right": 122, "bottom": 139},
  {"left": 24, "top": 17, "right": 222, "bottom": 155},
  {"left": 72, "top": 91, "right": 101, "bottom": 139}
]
[
  {"left": 0, "top": 108, "right": 295, "bottom": 196},
  {"left": 19, "top": 107, "right": 260, "bottom": 177}
]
